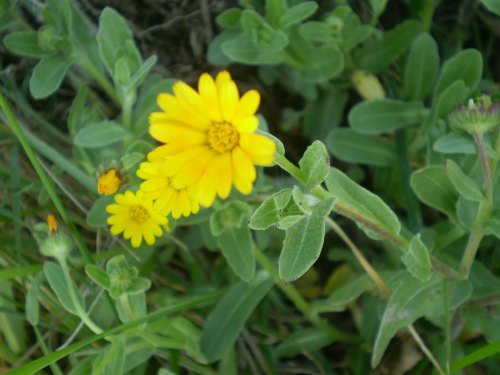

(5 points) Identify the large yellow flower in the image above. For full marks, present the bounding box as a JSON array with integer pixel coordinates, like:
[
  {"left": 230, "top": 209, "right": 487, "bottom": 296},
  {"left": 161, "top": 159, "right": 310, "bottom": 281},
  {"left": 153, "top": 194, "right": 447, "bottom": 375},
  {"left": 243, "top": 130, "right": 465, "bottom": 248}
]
[
  {"left": 106, "top": 190, "right": 167, "bottom": 248},
  {"left": 136, "top": 158, "right": 200, "bottom": 219},
  {"left": 148, "top": 71, "right": 276, "bottom": 207}
]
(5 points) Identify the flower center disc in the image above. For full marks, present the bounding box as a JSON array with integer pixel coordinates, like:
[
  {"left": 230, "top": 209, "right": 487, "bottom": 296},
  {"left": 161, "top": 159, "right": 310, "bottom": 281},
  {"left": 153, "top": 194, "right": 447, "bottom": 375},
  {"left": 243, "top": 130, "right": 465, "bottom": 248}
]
[
  {"left": 207, "top": 121, "right": 239, "bottom": 153},
  {"left": 130, "top": 205, "right": 149, "bottom": 224}
]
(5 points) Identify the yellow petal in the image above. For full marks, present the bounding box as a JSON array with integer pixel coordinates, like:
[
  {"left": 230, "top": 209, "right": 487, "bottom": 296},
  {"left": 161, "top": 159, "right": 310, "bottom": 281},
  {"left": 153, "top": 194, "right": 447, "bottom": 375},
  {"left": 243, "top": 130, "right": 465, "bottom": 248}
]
[
  {"left": 234, "top": 90, "right": 260, "bottom": 121},
  {"left": 239, "top": 133, "right": 276, "bottom": 166},
  {"left": 219, "top": 81, "right": 239, "bottom": 122},
  {"left": 199, "top": 73, "right": 223, "bottom": 122},
  {"left": 215, "top": 152, "right": 232, "bottom": 199},
  {"left": 172, "top": 149, "right": 217, "bottom": 189},
  {"left": 161, "top": 146, "right": 210, "bottom": 177},
  {"left": 232, "top": 146, "right": 256, "bottom": 195},
  {"left": 149, "top": 120, "right": 207, "bottom": 145},
  {"left": 173, "top": 82, "right": 211, "bottom": 129},
  {"left": 235, "top": 115, "right": 259, "bottom": 133}
]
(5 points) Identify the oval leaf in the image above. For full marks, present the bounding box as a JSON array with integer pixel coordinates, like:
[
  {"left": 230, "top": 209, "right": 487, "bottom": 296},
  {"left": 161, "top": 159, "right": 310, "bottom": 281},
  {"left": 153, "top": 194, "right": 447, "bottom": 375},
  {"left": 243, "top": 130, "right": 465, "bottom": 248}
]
[
  {"left": 299, "top": 141, "right": 330, "bottom": 190},
  {"left": 403, "top": 33, "right": 439, "bottom": 100},
  {"left": 30, "top": 55, "right": 72, "bottom": 99},
  {"left": 216, "top": 225, "right": 255, "bottom": 282},
  {"left": 74, "top": 121, "right": 129, "bottom": 148},
  {"left": 446, "top": 159, "right": 484, "bottom": 202},
  {"left": 326, "top": 128, "right": 397, "bottom": 166},
  {"left": 401, "top": 234, "right": 432, "bottom": 282},
  {"left": 348, "top": 99, "right": 425, "bottom": 134},
  {"left": 279, "top": 198, "right": 334, "bottom": 282}
]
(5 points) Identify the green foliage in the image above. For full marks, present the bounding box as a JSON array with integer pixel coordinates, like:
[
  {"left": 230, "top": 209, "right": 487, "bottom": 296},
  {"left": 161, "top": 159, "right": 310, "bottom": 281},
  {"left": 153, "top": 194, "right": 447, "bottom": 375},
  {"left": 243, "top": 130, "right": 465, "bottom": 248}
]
[{"left": 2, "top": 0, "right": 500, "bottom": 373}]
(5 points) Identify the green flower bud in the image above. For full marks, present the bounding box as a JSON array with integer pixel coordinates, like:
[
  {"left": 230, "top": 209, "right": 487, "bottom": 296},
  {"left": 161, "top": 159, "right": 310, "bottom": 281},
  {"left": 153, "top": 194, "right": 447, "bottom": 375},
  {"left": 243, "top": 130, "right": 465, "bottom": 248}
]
[
  {"left": 39, "top": 231, "right": 72, "bottom": 261},
  {"left": 449, "top": 95, "right": 500, "bottom": 135},
  {"left": 106, "top": 255, "right": 151, "bottom": 299}
]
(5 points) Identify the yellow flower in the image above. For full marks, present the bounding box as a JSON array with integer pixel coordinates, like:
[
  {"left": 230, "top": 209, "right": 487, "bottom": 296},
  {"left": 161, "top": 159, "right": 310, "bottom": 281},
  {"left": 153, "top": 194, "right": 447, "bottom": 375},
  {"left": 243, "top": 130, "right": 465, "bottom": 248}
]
[
  {"left": 47, "top": 214, "right": 58, "bottom": 234},
  {"left": 98, "top": 168, "right": 123, "bottom": 195},
  {"left": 148, "top": 71, "right": 276, "bottom": 207},
  {"left": 106, "top": 190, "right": 167, "bottom": 248},
  {"left": 136, "top": 159, "right": 200, "bottom": 219}
]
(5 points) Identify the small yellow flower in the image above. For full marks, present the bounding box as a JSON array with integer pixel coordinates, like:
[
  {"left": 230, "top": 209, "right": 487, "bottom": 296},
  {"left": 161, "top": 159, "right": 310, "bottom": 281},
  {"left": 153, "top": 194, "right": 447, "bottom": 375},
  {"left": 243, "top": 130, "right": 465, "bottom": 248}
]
[
  {"left": 98, "top": 168, "right": 123, "bottom": 195},
  {"left": 106, "top": 190, "right": 167, "bottom": 248},
  {"left": 136, "top": 159, "right": 200, "bottom": 219},
  {"left": 148, "top": 71, "right": 276, "bottom": 207},
  {"left": 47, "top": 214, "right": 58, "bottom": 234}
]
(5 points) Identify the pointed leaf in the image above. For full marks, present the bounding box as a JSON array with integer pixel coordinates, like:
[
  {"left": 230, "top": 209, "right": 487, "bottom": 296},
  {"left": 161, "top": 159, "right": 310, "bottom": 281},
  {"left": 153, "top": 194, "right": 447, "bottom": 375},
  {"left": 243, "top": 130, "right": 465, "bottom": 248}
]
[
  {"left": 403, "top": 33, "right": 439, "bottom": 100},
  {"left": 299, "top": 141, "right": 330, "bottom": 190},
  {"left": 44, "top": 262, "right": 84, "bottom": 315},
  {"left": 326, "top": 128, "right": 397, "bottom": 166},
  {"left": 279, "top": 198, "right": 334, "bottom": 282},
  {"left": 26, "top": 273, "right": 43, "bottom": 326},
  {"left": 326, "top": 168, "right": 401, "bottom": 238},
  {"left": 216, "top": 225, "right": 255, "bottom": 282},
  {"left": 348, "top": 99, "right": 425, "bottom": 134},
  {"left": 446, "top": 159, "right": 484, "bottom": 201},
  {"left": 200, "top": 271, "right": 273, "bottom": 362},
  {"left": 85, "top": 264, "right": 111, "bottom": 290},
  {"left": 249, "top": 189, "right": 294, "bottom": 230},
  {"left": 74, "top": 120, "right": 129, "bottom": 148},
  {"left": 30, "top": 55, "right": 72, "bottom": 99},
  {"left": 3, "top": 31, "right": 50, "bottom": 57},
  {"left": 411, "top": 166, "right": 459, "bottom": 218},
  {"left": 401, "top": 234, "right": 432, "bottom": 282}
]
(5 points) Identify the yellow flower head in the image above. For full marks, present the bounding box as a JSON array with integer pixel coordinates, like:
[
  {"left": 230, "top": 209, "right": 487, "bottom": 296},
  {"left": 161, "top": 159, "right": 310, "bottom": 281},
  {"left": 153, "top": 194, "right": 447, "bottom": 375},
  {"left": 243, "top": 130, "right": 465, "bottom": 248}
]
[
  {"left": 148, "top": 71, "right": 276, "bottom": 207},
  {"left": 136, "top": 159, "right": 200, "bottom": 219},
  {"left": 106, "top": 190, "right": 167, "bottom": 248},
  {"left": 98, "top": 168, "right": 123, "bottom": 195},
  {"left": 47, "top": 214, "right": 58, "bottom": 234}
]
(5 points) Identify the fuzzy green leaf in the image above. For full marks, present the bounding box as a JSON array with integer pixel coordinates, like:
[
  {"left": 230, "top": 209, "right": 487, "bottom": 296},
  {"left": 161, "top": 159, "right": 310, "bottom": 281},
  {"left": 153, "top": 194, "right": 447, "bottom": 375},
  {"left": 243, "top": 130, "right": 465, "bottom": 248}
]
[
  {"left": 402, "top": 234, "right": 432, "bottom": 282},
  {"left": 74, "top": 120, "right": 129, "bottom": 148},
  {"left": 216, "top": 225, "right": 255, "bottom": 282},
  {"left": 446, "top": 159, "right": 484, "bottom": 202},
  {"left": 29, "top": 55, "right": 72, "bottom": 99},
  {"left": 44, "top": 262, "right": 84, "bottom": 315},
  {"left": 349, "top": 99, "right": 425, "bottom": 134},
  {"left": 411, "top": 166, "right": 459, "bottom": 218},
  {"left": 280, "top": 2, "right": 318, "bottom": 29},
  {"left": 403, "top": 33, "right": 439, "bottom": 100},
  {"left": 85, "top": 264, "right": 111, "bottom": 290},
  {"left": 3, "top": 31, "right": 50, "bottom": 57},
  {"left": 249, "top": 189, "right": 294, "bottom": 230},
  {"left": 279, "top": 198, "right": 334, "bottom": 282},
  {"left": 210, "top": 201, "right": 251, "bottom": 236},
  {"left": 299, "top": 141, "right": 330, "bottom": 190},
  {"left": 326, "top": 128, "right": 397, "bottom": 166}
]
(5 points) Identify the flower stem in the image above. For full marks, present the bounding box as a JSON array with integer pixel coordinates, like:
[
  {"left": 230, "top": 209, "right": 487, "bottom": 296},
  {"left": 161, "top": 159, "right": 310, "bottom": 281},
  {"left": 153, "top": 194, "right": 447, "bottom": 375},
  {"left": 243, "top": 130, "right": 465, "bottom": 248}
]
[
  {"left": 254, "top": 246, "right": 358, "bottom": 344},
  {"left": 473, "top": 132, "right": 493, "bottom": 211},
  {"left": 325, "top": 217, "right": 390, "bottom": 297},
  {"left": 60, "top": 259, "right": 103, "bottom": 334},
  {"left": 274, "top": 151, "right": 307, "bottom": 184}
]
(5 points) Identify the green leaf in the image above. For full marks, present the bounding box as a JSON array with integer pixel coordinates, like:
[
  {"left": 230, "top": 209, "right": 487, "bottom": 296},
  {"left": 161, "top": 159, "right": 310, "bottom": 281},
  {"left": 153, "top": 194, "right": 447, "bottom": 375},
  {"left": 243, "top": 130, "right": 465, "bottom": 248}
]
[
  {"left": 0, "top": 280, "right": 26, "bottom": 353},
  {"left": 433, "top": 79, "right": 469, "bottom": 119},
  {"left": 85, "top": 264, "right": 111, "bottom": 290},
  {"left": 216, "top": 225, "right": 255, "bottom": 282},
  {"left": 221, "top": 32, "right": 286, "bottom": 65},
  {"left": 299, "top": 141, "right": 330, "bottom": 190},
  {"left": 279, "top": 198, "right": 334, "bottom": 282},
  {"left": 411, "top": 166, "right": 459, "bottom": 218},
  {"left": 210, "top": 201, "right": 251, "bottom": 236},
  {"left": 403, "top": 33, "right": 439, "bottom": 100},
  {"left": 312, "top": 275, "right": 370, "bottom": 314},
  {"left": 74, "top": 120, "right": 129, "bottom": 148},
  {"left": 93, "top": 337, "right": 125, "bottom": 375},
  {"left": 215, "top": 8, "right": 242, "bottom": 28},
  {"left": 97, "top": 7, "right": 141, "bottom": 75},
  {"left": 481, "top": 0, "right": 500, "bottom": 15},
  {"left": 29, "top": 55, "right": 72, "bottom": 99},
  {"left": 372, "top": 273, "right": 472, "bottom": 367},
  {"left": 87, "top": 195, "right": 115, "bottom": 228},
  {"left": 299, "top": 22, "right": 334, "bottom": 42},
  {"left": 249, "top": 189, "right": 293, "bottom": 230},
  {"left": 446, "top": 159, "right": 484, "bottom": 201},
  {"left": 434, "top": 49, "right": 483, "bottom": 100},
  {"left": 276, "top": 327, "right": 338, "bottom": 358},
  {"left": 26, "top": 273, "right": 43, "bottom": 326},
  {"left": 433, "top": 133, "right": 477, "bottom": 154},
  {"left": 354, "top": 19, "right": 421, "bottom": 73},
  {"left": 326, "top": 128, "right": 397, "bottom": 166},
  {"left": 462, "top": 305, "right": 500, "bottom": 343},
  {"left": 200, "top": 271, "right": 273, "bottom": 362},
  {"left": 370, "top": 0, "right": 389, "bottom": 19},
  {"left": 326, "top": 168, "right": 401, "bottom": 239},
  {"left": 299, "top": 45, "right": 345, "bottom": 82},
  {"left": 44, "top": 262, "right": 84, "bottom": 315},
  {"left": 348, "top": 99, "right": 425, "bottom": 134},
  {"left": 485, "top": 212, "right": 500, "bottom": 239},
  {"left": 127, "top": 55, "right": 157, "bottom": 90},
  {"left": 3, "top": 31, "right": 50, "bottom": 57},
  {"left": 279, "top": 2, "right": 318, "bottom": 29},
  {"left": 401, "top": 234, "right": 432, "bottom": 282}
]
